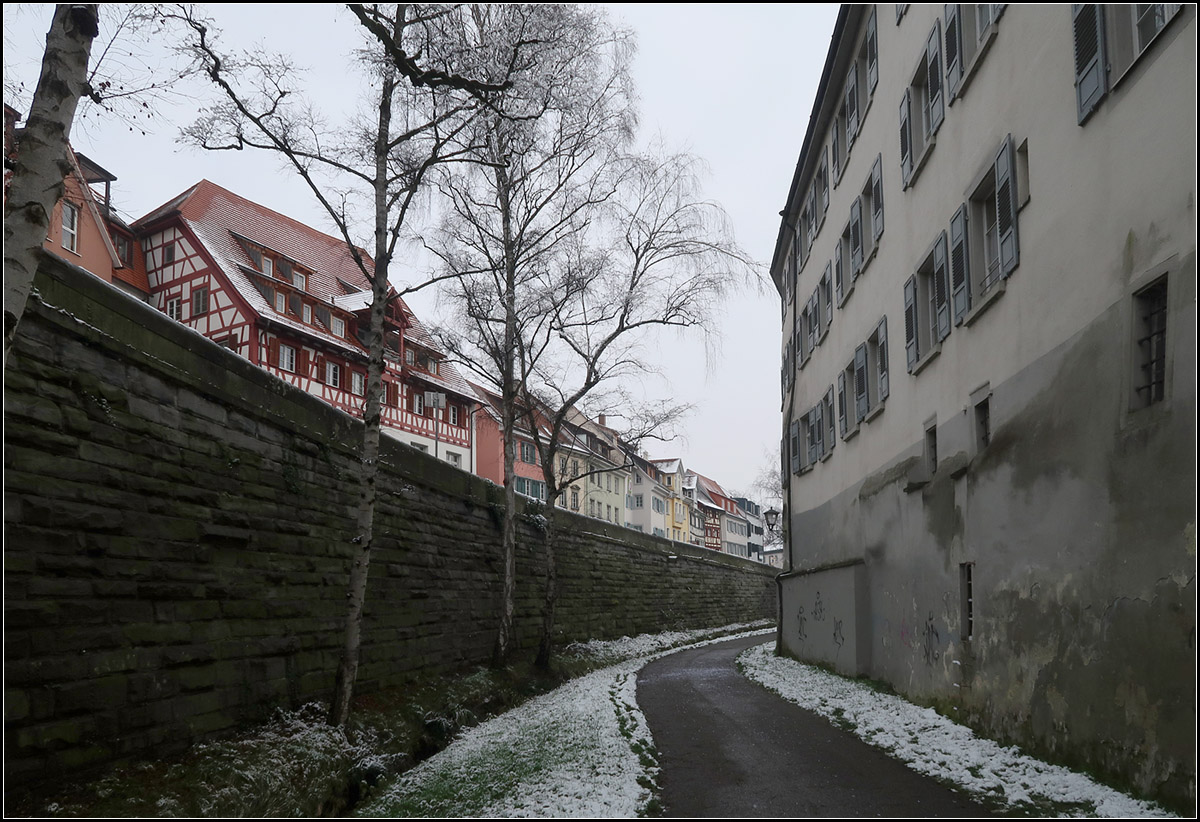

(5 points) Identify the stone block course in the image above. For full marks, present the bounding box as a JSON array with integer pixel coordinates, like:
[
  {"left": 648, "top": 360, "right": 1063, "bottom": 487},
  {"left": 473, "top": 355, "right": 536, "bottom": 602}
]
[{"left": 5, "top": 257, "right": 775, "bottom": 794}]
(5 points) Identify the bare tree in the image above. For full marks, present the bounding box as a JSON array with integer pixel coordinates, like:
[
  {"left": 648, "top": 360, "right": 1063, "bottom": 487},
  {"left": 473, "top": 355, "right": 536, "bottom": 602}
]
[
  {"left": 170, "top": 3, "right": 512, "bottom": 726},
  {"left": 515, "top": 150, "right": 753, "bottom": 666},
  {"left": 4, "top": 4, "right": 99, "bottom": 366},
  {"left": 426, "top": 3, "right": 637, "bottom": 666}
]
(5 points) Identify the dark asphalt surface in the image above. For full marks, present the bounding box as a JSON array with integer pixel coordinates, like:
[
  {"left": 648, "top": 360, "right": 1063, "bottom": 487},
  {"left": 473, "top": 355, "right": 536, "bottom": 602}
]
[{"left": 636, "top": 634, "right": 993, "bottom": 818}]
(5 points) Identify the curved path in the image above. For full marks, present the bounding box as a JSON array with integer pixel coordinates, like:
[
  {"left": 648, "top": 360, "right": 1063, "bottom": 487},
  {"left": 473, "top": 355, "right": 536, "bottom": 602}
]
[{"left": 636, "top": 634, "right": 992, "bottom": 818}]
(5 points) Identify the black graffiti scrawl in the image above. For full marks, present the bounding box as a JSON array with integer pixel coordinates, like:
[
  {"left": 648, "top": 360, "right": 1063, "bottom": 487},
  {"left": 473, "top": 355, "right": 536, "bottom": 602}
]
[
  {"left": 796, "top": 603, "right": 807, "bottom": 642},
  {"left": 922, "top": 612, "right": 940, "bottom": 666},
  {"left": 813, "top": 591, "right": 826, "bottom": 621}
]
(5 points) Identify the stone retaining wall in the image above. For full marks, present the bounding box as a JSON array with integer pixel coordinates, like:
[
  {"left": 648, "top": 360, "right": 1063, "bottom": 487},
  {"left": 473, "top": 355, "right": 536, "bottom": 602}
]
[{"left": 4, "top": 254, "right": 776, "bottom": 789}]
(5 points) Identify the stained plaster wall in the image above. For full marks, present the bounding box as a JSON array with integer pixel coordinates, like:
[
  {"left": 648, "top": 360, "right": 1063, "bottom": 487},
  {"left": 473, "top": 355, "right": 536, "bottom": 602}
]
[{"left": 781, "top": 256, "right": 1196, "bottom": 806}]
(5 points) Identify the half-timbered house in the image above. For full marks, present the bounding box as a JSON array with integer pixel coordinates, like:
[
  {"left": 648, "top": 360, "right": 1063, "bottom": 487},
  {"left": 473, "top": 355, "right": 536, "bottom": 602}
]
[{"left": 131, "top": 180, "right": 476, "bottom": 463}]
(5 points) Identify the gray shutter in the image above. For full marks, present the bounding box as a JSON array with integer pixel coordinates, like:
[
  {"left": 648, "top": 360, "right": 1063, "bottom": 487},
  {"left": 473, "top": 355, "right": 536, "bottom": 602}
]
[
  {"left": 850, "top": 198, "right": 864, "bottom": 277},
  {"left": 1073, "top": 4, "right": 1107, "bottom": 123},
  {"left": 854, "top": 343, "right": 870, "bottom": 422},
  {"left": 934, "top": 231, "right": 952, "bottom": 341},
  {"left": 832, "top": 121, "right": 841, "bottom": 181},
  {"left": 904, "top": 275, "right": 919, "bottom": 370},
  {"left": 846, "top": 71, "right": 859, "bottom": 145},
  {"left": 871, "top": 155, "right": 884, "bottom": 241},
  {"left": 790, "top": 419, "right": 801, "bottom": 474},
  {"left": 820, "top": 153, "right": 830, "bottom": 212},
  {"left": 899, "top": 90, "right": 913, "bottom": 185},
  {"left": 813, "top": 405, "right": 824, "bottom": 460},
  {"left": 996, "top": 135, "right": 1019, "bottom": 277},
  {"left": 811, "top": 290, "right": 822, "bottom": 345},
  {"left": 822, "top": 263, "right": 833, "bottom": 326},
  {"left": 834, "top": 244, "right": 844, "bottom": 304},
  {"left": 877, "top": 316, "right": 890, "bottom": 400},
  {"left": 837, "top": 371, "right": 848, "bottom": 435},
  {"left": 315, "top": 305, "right": 331, "bottom": 329},
  {"left": 288, "top": 293, "right": 302, "bottom": 317},
  {"left": 950, "top": 204, "right": 972, "bottom": 323},
  {"left": 945, "top": 4, "right": 962, "bottom": 95},
  {"left": 254, "top": 278, "right": 273, "bottom": 303},
  {"left": 866, "top": 9, "right": 879, "bottom": 92},
  {"left": 927, "top": 22, "right": 945, "bottom": 134},
  {"left": 824, "top": 386, "right": 836, "bottom": 449},
  {"left": 278, "top": 259, "right": 293, "bottom": 281}
]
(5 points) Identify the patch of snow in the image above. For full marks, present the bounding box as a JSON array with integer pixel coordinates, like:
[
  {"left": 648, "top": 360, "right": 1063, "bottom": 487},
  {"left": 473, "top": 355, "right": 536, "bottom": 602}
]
[
  {"left": 358, "top": 623, "right": 772, "bottom": 818},
  {"left": 737, "top": 642, "right": 1176, "bottom": 818}
]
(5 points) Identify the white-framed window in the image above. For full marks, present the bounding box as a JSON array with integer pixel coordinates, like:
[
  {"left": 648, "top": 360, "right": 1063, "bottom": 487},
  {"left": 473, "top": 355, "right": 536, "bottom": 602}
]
[
  {"left": 572, "top": 488, "right": 580, "bottom": 511},
  {"left": 634, "top": 494, "right": 644, "bottom": 509},
  {"left": 279, "top": 343, "right": 297, "bottom": 373},
  {"left": 405, "top": 348, "right": 415, "bottom": 365},
  {"left": 303, "top": 304, "right": 312, "bottom": 324},
  {"left": 295, "top": 271, "right": 307, "bottom": 292},
  {"left": 326, "top": 361, "right": 341, "bottom": 388},
  {"left": 166, "top": 297, "right": 182, "bottom": 322},
  {"left": 61, "top": 202, "right": 79, "bottom": 253},
  {"left": 900, "top": 22, "right": 945, "bottom": 188},
  {"left": 352, "top": 371, "right": 366, "bottom": 396},
  {"left": 275, "top": 292, "right": 287, "bottom": 314},
  {"left": 262, "top": 257, "right": 274, "bottom": 278},
  {"left": 192, "top": 286, "right": 209, "bottom": 316},
  {"left": 952, "top": 135, "right": 1021, "bottom": 324},
  {"left": 521, "top": 441, "right": 536, "bottom": 464},
  {"left": 332, "top": 317, "right": 346, "bottom": 338},
  {"left": 446, "top": 452, "right": 461, "bottom": 468},
  {"left": 904, "top": 232, "right": 950, "bottom": 373},
  {"left": 162, "top": 241, "right": 176, "bottom": 267},
  {"left": 449, "top": 404, "right": 459, "bottom": 426},
  {"left": 1074, "top": 4, "right": 1183, "bottom": 122},
  {"left": 413, "top": 391, "right": 424, "bottom": 415}
]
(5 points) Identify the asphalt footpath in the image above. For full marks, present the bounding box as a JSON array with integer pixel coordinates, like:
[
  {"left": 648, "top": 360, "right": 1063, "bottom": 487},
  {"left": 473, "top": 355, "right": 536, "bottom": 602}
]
[{"left": 636, "top": 634, "right": 993, "bottom": 818}]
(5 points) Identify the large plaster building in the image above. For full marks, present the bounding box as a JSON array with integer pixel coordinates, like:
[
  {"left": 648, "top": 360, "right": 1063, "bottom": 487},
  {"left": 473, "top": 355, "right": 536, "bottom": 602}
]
[{"left": 773, "top": 4, "right": 1194, "bottom": 806}]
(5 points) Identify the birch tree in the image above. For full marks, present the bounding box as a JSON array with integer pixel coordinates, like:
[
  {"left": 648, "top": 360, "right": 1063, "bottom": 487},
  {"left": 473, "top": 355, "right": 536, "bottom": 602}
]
[
  {"left": 426, "top": 3, "right": 636, "bottom": 666},
  {"left": 171, "top": 3, "right": 511, "bottom": 726},
  {"left": 4, "top": 4, "right": 99, "bottom": 365}
]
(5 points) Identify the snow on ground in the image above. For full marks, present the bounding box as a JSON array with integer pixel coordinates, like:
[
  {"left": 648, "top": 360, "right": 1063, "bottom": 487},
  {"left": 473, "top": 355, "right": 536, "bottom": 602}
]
[
  {"left": 737, "top": 642, "right": 1177, "bottom": 818},
  {"left": 356, "top": 623, "right": 772, "bottom": 818}
]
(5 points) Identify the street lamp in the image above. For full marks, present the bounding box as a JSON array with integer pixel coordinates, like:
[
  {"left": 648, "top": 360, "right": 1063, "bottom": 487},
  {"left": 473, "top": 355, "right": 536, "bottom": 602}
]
[{"left": 764, "top": 507, "right": 779, "bottom": 534}]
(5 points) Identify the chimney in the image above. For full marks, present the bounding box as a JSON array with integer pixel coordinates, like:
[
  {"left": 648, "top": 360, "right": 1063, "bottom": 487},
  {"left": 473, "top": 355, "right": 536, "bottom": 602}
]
[{"left": 598, "top": 414, "right": 606, "bottom": 427}]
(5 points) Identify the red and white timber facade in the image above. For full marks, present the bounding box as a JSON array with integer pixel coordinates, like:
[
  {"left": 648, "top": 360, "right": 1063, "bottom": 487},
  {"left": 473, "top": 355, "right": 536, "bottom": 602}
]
[{"left": 132, "top": 180, "right": 476, "bottom": 466}]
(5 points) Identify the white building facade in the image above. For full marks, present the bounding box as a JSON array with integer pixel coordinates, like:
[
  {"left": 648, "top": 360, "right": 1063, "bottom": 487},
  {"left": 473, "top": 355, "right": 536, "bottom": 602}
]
[{"left": 774, "top": 5, "right": 1194, "bottom": 807}]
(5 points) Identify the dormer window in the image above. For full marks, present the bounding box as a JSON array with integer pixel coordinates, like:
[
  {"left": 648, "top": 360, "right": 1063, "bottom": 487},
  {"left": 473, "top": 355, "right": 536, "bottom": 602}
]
[
  {"left": 275, "top": 292, "right": 287, "bottom": 314},
  {"left": 263, "top": 257, "right": 274, "bottom": 277},
  {"left": 429, "top": 360, "right": 439, "bottom": 375},
  {"left": 295, "top": 271, "right": 306, "bottom": 292},
  {"left": 303, "top": 304, "right": 312, "bottom": 324},
  {"left": 332, "top": 317, "right": 346, "bottom": 338},
  {"left": 405, "top": 348, "right": 415, "bottom": 365}
]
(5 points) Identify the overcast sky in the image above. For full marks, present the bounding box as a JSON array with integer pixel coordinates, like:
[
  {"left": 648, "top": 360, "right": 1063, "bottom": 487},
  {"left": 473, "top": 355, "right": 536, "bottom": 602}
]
[{"left": 4, "top": 4, "right": 839, "bottom": 496}]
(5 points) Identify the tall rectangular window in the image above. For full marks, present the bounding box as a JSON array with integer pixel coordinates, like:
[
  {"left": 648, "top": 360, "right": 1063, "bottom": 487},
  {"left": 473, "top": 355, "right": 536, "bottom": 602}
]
[
  {"left": 62, "top": 203, "right": 80, "bottom": 253},
  {"left": 1133, "top": 278, "right": 1168, "bottom": 408},
  {"left": 192, "top": 286, "right": 209, "bottom": 316},
  {"left": 960, "top": 562, "right": 974, "bottom": 640}
]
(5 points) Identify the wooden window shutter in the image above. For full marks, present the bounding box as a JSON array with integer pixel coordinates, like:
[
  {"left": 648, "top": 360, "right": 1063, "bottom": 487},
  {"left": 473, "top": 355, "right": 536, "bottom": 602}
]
[
  {"left": 926, "top": 22, "right": 945, "bottom": 134},
  {"left": 834, "top": 244, "right": 845, "bottom": 303},
  {"left": 297, "top": 347, "right": 309, "bottom": 376},
  {"left": 854, "top": 343, "right": 870, "bottom": 422},
  {"left": 850, "top": 198, "right": 864, "bottom": 277},
  {"left": 950, "top": 203, "right": 972, "bottom": 323},
  {"left": 945, "top": 4, "right": 963, "bottom": 95},
  {"left": 832, "top": 121, "right": 841, "bottom": 181},
  {"left": 995, "top": 135, "right": 1020, "bottom": 277},
  {"left": 790, "top": 419, "right": 801, "bottom": 474},
  {"left": 904, "top": 275, "right": 920, "bottom": 371},
  {"left": 824, "top": 385, "right": 836, "bottom": 450},
  {"left": 267, "top": 338, "right": 280, "bottom": 367},
  {"left": 837, "top": 371, "right": 848, "bottom": 436},
  {"left": 899, "top": 90, "right": 913, "bottom": 185},
  {"left": 871, "top": 155, "right": 885, "bottom": 241},
  {"left": 877, "top": 316, "right": 890, "bottom": 401},
  {"left": 845, "top": 71, "right": 859, "bottom": 145},
  {"left": 1073, "top": 4, "right": 1107, "bottom": 123},
  {"left": 866, "top": 9, "right": 879, "bottom": 93},
  {"left": 314, "top": 355, "right": 326, "bottom": 384},
  {"left": 934, "top": 231, "right": 952, "bottom": 341}
]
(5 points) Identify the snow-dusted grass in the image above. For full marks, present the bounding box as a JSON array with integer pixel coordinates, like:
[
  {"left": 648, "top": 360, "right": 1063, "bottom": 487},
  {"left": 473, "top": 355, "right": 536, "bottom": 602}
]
[
  {"left": 737, "top": 642, "right": 1177, "bottom": 818},
  {"left": 358, "top": 622, "right": 773, "bottom": 818}
]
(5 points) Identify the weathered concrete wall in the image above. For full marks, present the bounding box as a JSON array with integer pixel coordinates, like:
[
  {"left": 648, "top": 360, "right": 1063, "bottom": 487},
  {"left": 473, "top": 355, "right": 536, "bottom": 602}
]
[
  {"left": 781, "top": 265, "right": 1197, "bottom": 806},
  {"left": 777, "top": 561, "right": 868, "bottom": 676},
  {"left": 4, "top": 255, "right": 777, "bottom": 791}
]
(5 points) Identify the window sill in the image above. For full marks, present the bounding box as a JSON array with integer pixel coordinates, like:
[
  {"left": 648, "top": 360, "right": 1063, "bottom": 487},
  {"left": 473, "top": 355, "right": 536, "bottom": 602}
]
[
  {"left": 837, "top": 280, "right": 855, "bottom": 309},
  {"left": 904, "top": 136, "right": 936, "bottom": 191},
  {"left": 863, "top": 402, "right": 885, "bottom": 424},
  {"left": 962, "top": 279, "right": 1006, "bottom": 327},
  {"left": 910, "top": 342, "right": 941, "bottom": 376},
  {"left": 842, "top": 425, "right": 860, "bottom": 442},
  {"left": 950, "top": 26, "right": 998, "bottom": 104},
  {"left": 820, "top": 450, "right": 833, "bottom": 463}
]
